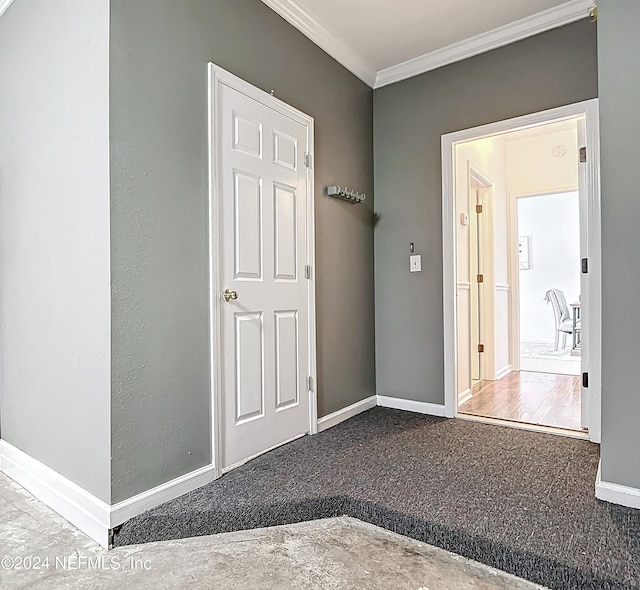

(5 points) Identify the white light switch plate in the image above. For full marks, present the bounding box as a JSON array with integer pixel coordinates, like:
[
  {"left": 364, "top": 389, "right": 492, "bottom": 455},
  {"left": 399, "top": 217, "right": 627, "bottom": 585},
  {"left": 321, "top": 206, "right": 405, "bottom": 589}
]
[{"left": 410, "top": 255, "right": 422, "bottom": 273}]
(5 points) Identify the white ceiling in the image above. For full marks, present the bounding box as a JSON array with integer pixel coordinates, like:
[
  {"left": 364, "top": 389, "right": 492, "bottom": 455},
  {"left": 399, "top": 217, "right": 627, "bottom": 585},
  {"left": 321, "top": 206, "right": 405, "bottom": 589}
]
[
  {"left": 261, "top": 0, "right": 594, "bottom": 87},
  {"left": 502, "top": 119, "right": 578, "bottom": 143},
  {"left": 297, "top": 0, "right": 568, "bottom": 70}
]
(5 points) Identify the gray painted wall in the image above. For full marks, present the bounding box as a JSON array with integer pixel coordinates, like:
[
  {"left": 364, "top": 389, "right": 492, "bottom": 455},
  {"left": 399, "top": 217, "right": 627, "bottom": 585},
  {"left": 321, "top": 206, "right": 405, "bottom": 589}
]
[
  {"left": 110, "top": 0, "right": 375, "bottom": 502},
  {"left": 373, "top": 20, "right": 598, "bottom": 403},
  {"left": 598, "top": 1, "right": 640, "bottom": 489},
  {"left": 0, "top": 0, "right": 111, "bottom": 502}
]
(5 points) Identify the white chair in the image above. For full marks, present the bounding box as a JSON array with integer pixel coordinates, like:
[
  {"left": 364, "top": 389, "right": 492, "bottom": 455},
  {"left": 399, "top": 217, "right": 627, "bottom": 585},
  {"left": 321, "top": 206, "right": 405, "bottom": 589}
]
[{"left": 544, "top": 289, "right": 574, "bottom": 351}]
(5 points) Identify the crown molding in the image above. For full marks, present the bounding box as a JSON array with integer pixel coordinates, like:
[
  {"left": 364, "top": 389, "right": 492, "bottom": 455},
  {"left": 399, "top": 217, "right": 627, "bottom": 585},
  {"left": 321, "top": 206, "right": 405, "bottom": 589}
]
[
  {"left": 260, "top": 0, "right": 377, "bottom": 87},
  {"left": 0, "top": 0, "right": 15, "bottom": 18},
  {"left": 375, "top": 0, "right": 593, "bottom": 89}
]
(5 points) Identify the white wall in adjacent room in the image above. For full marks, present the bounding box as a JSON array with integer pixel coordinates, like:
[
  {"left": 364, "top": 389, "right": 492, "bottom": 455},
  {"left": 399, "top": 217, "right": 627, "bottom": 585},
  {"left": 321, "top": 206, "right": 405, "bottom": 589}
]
[{"left": 517, "top": 192, "right": 581, "bottom": 342}]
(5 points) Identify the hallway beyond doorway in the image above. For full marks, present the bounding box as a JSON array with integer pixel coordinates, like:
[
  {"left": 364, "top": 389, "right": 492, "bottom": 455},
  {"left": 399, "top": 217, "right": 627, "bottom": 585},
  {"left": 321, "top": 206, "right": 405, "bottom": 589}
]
[
  {"left": 459, "top": 371, "right": 582, "bottom": 431},
  {"left": 442, "top": 99, "right": 601, "bottom": 443}
]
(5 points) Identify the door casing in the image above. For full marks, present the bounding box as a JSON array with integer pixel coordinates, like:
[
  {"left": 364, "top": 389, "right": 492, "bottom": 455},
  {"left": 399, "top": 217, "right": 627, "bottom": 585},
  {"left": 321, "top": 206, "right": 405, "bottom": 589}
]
[
  {"left": 469, "top": 167, "right": 495, "bottom": 385},
  {"left": 208, "top": 64, "right": 317, "bottom": 479},
  {"left": 441, "top": 99, "right": 601, "bottom": 443}
]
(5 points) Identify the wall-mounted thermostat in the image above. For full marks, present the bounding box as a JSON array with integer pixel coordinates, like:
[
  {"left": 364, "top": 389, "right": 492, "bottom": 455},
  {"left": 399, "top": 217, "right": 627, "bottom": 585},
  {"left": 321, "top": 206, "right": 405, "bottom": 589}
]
[{"left": 410, "top": 255, "right": 422, "bottom": 273}]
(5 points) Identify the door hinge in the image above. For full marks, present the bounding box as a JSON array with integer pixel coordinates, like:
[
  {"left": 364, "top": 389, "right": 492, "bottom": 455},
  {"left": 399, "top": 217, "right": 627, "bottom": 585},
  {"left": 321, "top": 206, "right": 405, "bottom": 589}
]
[
  {"left": 579, "top": 147, "right": 587, "bottom": 163},
  {"left": 476, "top": 204, "right": 483, "bottom": 214},
  {"left": 581, "top": 258, "right": 588, "bottom": 274},
  {"left": 478, "top": 344, "right": 485, "bottom": 353},
  {"left": 305, "top": 264, "right": 312, "bottom": 280},
  {"left": 582, "top": 372, "right": 589, "bottom": 388},
  {"left": 477, "top": 274, "right": 484, "bottom": 283},
  {"left": 304, "top": 153, "right": 313, "bottom": 169},
  {"left": 307, "top": 376, "right": 315, "bottom": 392}
]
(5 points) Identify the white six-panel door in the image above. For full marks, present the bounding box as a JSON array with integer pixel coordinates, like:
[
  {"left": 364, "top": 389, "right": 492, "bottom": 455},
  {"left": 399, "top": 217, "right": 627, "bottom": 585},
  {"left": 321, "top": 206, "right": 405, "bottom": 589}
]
[{"left": 212, "top": 70, "right": 314, "bottom": 471}]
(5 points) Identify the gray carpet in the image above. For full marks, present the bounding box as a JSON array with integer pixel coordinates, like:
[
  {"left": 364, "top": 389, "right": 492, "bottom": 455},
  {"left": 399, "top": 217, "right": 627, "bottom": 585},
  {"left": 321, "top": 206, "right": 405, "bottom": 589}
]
[{"left": 114, "top": 408, "right": 640, "bottom": 590}]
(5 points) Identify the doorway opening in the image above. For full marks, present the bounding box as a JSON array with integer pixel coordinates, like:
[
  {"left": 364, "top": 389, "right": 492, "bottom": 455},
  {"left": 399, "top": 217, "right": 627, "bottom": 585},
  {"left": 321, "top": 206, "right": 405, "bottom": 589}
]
[
  {"left": 517, "top": 192, "right": 582, "bottom": 378},
  {"left": 442, "top": 100, "right": 601, "bottom": 442}
]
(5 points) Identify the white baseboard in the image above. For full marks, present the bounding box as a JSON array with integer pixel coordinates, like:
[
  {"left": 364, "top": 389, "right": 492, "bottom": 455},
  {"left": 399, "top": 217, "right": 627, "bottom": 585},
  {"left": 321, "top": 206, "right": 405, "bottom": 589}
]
[
  {"left": 495, "top": 365, "right": 513, "bottom": 381},
  {"left": 458, "top": 389, "right": 472, "bottom": 405},
  {"left": 0, "top": 439, "right": 217, "bottom": 545},
  {"left": 595, "top": 460, "right": 640, "bottom": 510},
  {"left": 376, "top": 396, "right": 446, "bottom": 417},
  {"left": 110, "top": 463, "right": 216, "bottom": 528},
  {"left": 317, "top": 395, "right": 377, "bottom": 432},
  {"left": 0, "top": 440, "right": 110, "bottom": 547}
]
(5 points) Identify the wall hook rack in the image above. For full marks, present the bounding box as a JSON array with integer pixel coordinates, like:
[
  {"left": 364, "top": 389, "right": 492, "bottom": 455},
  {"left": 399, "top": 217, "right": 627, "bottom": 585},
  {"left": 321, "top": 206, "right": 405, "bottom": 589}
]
[{"left": 326, "top": 185, "right": 366, "bottom": 204}]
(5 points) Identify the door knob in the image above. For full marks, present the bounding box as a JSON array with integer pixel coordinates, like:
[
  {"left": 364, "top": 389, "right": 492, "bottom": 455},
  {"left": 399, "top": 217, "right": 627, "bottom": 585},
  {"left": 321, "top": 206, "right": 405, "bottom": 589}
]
[{"left": 223, "top": 289, "right": 238, "bottom": 302}]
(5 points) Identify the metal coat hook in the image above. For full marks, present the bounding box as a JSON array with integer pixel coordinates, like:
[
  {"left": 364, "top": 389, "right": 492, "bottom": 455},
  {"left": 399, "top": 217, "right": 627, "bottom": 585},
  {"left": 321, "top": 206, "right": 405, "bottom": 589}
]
[{"left": 326, "top": 185, "right": 366, "bottom": 204}]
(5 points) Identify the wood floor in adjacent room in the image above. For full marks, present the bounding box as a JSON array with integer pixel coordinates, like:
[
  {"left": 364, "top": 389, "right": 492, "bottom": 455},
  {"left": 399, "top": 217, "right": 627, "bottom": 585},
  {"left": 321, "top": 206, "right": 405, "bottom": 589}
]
[{"left": 458, "top": 371, "right": 582, "bottom": 431}]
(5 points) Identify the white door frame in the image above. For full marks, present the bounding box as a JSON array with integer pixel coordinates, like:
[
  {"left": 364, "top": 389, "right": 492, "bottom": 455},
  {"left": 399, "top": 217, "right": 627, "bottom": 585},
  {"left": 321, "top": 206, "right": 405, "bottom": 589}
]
[
  {"left": 469, "top": 165, "right": 495, "bottom": 383},
  {"left": 207, "top": 64, "right": 318, "bottom": 479},
  {"left": 442, "top": 99, "right": 601, "bottom": 443}
]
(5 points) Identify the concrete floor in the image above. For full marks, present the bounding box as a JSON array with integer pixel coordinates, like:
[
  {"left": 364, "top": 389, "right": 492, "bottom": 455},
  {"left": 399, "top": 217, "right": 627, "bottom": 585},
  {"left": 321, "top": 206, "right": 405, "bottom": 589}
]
[{"left": 0, "top": 474, "right": 546, "bottom": 590}]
